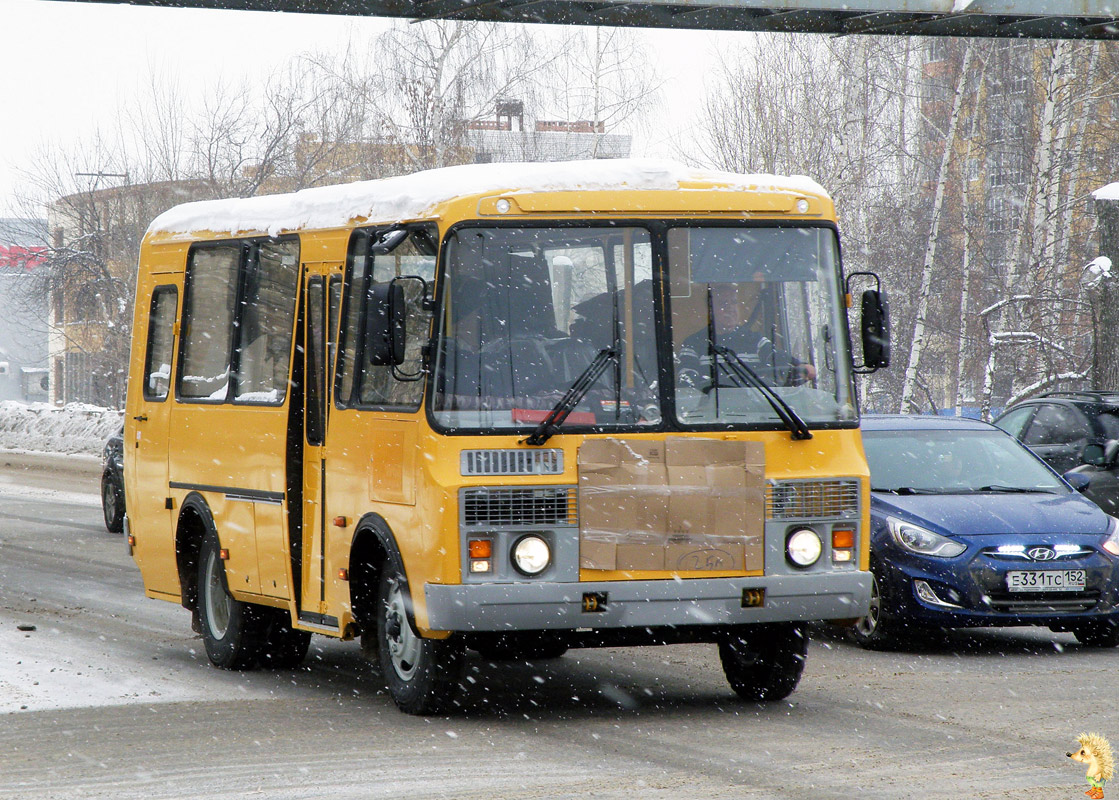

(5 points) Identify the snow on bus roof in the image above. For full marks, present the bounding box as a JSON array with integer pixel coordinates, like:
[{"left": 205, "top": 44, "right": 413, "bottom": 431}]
[
  {"left": 147, "top": 159, "right": 829, "bottom": 238},
  {"left": 1095, "top": 182, "right": 1119, "bottom": 201}
]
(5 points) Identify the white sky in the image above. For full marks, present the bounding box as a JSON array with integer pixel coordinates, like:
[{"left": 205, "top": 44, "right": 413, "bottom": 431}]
[{"left": 0, "top": 0, "right": 740, "bottom": 219}]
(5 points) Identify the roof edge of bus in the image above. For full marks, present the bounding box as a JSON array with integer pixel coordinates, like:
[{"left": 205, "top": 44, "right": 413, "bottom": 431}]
[{"left": 143, "top": 159, "right": 830, "bottom": 241}]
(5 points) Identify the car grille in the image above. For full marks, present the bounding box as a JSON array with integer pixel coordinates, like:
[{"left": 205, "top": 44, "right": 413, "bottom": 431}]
[
  {"left": 766, "top": 479, "right": 860, "bottom": 520},
  {"left": 982, "top": 546, "right": 1094, "bottom": 561},
  {"left": 985, "top": 591, "right": 1100, "bottom": 614},
  {"left": 461, "top": 487, "right": 576, "bottom": 527}
]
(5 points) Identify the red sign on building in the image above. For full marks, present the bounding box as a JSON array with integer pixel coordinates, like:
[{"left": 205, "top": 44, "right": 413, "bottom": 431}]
[{"left": 0, "top": 245, "right": 46, "bottom": 270}]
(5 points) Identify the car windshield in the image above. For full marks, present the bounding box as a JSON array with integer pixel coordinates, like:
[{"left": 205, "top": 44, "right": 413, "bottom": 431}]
[
  {"left": 668, "top": 226, "right": 856, "bottom": 427},
  {"left": 431, "top": 225, "right": 658, "bottom": 431},
  {"left": 864, "top": 427, "right": 1069, "bottom": 494}
]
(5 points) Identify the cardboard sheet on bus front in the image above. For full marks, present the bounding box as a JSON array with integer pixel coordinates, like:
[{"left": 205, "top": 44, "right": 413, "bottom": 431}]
[{"left": 577, "top": 437, "right": 764, "bottom": 571}]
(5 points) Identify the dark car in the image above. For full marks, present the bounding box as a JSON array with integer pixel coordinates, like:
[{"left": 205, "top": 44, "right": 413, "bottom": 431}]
[
  {"left": 851, "top": 414, "right": 1119, "bottom": 649},
  {"left": 993, "top": 392, "right": 1119, "bottom": 514},
  {"left": 101, "top": 426, "right": 125, "bottom": 533}
]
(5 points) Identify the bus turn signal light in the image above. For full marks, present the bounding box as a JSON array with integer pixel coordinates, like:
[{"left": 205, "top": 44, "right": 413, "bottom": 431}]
[
  {"left": 469, "top": 539, "right": 493, "bottom": 573},
  {"left": 832, "top": 528, "right": 855, "bottom": 563}
]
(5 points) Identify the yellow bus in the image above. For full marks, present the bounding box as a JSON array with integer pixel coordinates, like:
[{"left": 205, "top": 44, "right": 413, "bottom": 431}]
[{"left": 124, "top": 159, "right": 889, "bottom": 714}]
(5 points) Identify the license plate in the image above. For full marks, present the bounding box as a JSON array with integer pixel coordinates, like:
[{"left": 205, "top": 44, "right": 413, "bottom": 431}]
[{"left": 1007, "top": 569, "right": 1086, "bottom": 592}]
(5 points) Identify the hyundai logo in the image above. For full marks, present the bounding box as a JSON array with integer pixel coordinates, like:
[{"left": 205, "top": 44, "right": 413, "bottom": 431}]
[{"left": 1026, "top": 547, "right": 1057, "bottom": 561}]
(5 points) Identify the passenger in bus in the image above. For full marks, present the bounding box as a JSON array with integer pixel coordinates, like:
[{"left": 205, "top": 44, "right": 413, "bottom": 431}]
[{"left": 678, "top": 281, "right": 815, "bottom": 388}]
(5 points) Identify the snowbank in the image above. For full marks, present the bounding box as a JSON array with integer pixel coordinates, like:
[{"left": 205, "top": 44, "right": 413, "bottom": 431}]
[{"left": 0, "top": 401, "right": 122, "bottom": 455}]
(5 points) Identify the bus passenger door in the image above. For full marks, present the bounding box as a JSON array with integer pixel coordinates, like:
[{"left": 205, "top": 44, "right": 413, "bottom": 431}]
[
  {"left": 126, "top": 279, "right": 181, "bottom": 596},
  {"left": 298, "top": 264, "right": 342, "bottom": 627}
]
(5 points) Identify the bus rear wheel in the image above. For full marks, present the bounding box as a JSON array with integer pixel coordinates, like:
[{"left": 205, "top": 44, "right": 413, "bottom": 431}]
[
  {"left": 719, "top": 622, "right": 807, "bottom": 702},
  {"left": 197, "top": 530, "right": 268, "bottom": 670},
  {"left": 376, "top": 564, "right": 463, "bottom": 715}
]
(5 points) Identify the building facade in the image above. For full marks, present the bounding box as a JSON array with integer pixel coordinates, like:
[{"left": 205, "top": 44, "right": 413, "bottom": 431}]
[{"left": 0, "top": 218, "right": 49, "bottom": 403}]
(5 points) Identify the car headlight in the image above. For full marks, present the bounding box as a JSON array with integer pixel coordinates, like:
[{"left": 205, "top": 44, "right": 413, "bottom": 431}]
[
  {"left": 511, "top": 535, "right": 551, "bottom": 576},
  {"left": 887, "top": 517, "right": 966, "bottom": 558},
  {"left": 1103, "top": 516, "right": 1119, "bottom": 557}
]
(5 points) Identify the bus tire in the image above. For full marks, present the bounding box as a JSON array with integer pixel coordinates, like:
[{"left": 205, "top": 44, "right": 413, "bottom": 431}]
[
  {"left": 719, "top": 622, "right": 807, "bottom": 702},
  {"left": 197, "top": 530, "right": 267, "bottom": 670},
  {"left": 259, "top": 611, "right": 312, "bottom": 668},
  {"left": 376, "top": 563, "right": 463, "bottom": 715}
]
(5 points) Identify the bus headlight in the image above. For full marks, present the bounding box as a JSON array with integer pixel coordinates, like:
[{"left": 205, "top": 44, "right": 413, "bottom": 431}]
[
  {"left": 512, "top": 535, "right": 551, "bottom": 576},
  {"left": 786, "top": 528, "right": 822, "bottom": 568}
]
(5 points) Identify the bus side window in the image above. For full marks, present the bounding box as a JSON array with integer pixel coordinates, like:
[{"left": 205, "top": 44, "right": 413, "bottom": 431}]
[
  {"left": 180, "top": 244, "right": 242, "bottom": 401},
  {"left": 232, "top": 239, "right": 300, "bottom": 404},
  {"left": 338, "top": 228, "right": 435, "bottom": 411},
  {"left": 143, "top": 286, "right": 178, "bottom": 401},
  {"left": 336, "top": 245, "right": 367, "bottom": 408}
]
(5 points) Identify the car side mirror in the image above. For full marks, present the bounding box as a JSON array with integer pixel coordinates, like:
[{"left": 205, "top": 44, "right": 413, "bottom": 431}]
[
  {"left": 1085, "top": 439, "right": 1119, "bottom": 468},
  {"left": 1063, "top": 471, "right": 1092, "bottom": 493},
  {"left": 366, "top": 282, "right": 406, "bottom": 366},
  {"left": 1082, "top": 443, "right": 1108, "bottom": 468}
]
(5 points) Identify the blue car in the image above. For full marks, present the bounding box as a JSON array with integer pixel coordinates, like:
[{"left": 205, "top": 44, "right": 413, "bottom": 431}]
[{"left": 852, "top": 414, "right": 1119, "bottom": 649}]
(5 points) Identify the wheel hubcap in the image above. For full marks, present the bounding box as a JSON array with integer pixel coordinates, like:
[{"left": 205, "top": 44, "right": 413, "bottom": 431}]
[
  {"left": 204, "top": 549, "right": 231, "bottom": 640},
  {"left": 855, "top": 573, "right": 882, "bottom": 638},
  {"left": 384, "top": 583, "right": 421, "bottom": 681},
  {"left": 103, "top": 483, "right": 117, "bottom": 518}
]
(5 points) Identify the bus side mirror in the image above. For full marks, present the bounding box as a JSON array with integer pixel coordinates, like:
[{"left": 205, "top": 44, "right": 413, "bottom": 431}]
[
  {"left": 367, "top": 282, "right": 406, "bottom": 366},
  {"left": 860, "top": 288, "right": 890, "bottom": 370}
]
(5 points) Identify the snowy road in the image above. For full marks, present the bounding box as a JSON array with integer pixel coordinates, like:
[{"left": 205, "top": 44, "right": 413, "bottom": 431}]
[{"left": 1, "top": 454, "right": 1116, "bottom": 799}]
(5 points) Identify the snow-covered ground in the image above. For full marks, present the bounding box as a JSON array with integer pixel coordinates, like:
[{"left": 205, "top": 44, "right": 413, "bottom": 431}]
[{"left": 0, "top": 400, "right": 122, "bottom": 455}]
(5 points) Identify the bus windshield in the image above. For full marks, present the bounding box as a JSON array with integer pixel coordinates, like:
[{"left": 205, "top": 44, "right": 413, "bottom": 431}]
[
  {"left": 668, "top": 226, "right": 856, "bottom": 427},
  {"left": 432, "top": 225, "right": 660, "bottom": 431},
  {"left": 430, "top": 223, "right": 856, "bottom": 432}
]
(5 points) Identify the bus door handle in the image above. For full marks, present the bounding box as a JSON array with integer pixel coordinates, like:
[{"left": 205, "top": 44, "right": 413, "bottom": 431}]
[{"left": 133, "top": 415, "right": 148, "bottom": 422}]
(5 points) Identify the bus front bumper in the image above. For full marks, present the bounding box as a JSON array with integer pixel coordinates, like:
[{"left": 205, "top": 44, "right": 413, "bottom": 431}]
[{"left": 424, "top": 571, "right": 870, "bottom": 632}]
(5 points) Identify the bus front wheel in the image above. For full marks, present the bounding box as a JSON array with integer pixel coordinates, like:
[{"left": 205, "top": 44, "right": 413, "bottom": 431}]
[
  {"left": 376, "top": 564, "right": 463, "bottom": 715},
  {"left": 719, "top": 622, "right": 807, "bottom": 702},
  {"left": 197, "top": 530, "right": 267, "bottom": 670}
]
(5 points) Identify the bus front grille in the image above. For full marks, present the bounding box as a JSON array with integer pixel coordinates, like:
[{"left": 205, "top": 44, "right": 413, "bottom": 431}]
[
  {"left": 766, "top": 479, "right": 860, "bottom": 520},
  {"left": 460, "top": 449, "right": 564, "bottom": 476},
  {"left": 461, "top": 487, "right": 577, "bottom": 527}
]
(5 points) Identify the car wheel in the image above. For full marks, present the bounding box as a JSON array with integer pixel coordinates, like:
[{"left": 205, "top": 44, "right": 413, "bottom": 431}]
[
  {"left": 101, "top": 472, "right": 124, "bottom": 533},
  {"left": 1073, "top": 620, "right": 1119, "bottom": 648},
  {"left": 719, "top": 622, "right": 807, "bottom": 702},
  {"left": 848, "top": 568, "right": 903, "bottom": 650},
  {"left": 376, "top": 563, "right": 463, "bottom": 715},
  {"left": 197, "top": 530, "right": 268, "bottom": 669}
]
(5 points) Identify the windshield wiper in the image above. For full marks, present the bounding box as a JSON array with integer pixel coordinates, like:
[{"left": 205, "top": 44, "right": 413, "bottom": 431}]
[
  {"left": 875, "top": 486, "right": 944, "bottom": 495},
  {"left": 711, "top": 344, "right": 812, "bottom": 440},
  {"left": 523, "top": 347, "right": 618, "bottom": 446},
  {"left": 975, "top": 484, "right": 1059, "bottom": 494}
]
